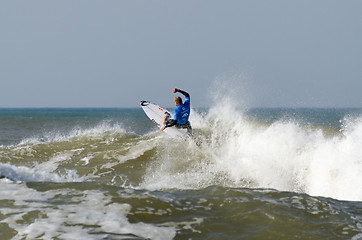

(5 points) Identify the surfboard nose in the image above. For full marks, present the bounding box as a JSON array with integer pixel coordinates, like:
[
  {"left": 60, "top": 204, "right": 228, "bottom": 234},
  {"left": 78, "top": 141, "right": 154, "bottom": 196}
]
[{"left": 140, "top": 101, "right": 149, "bottom": 106}]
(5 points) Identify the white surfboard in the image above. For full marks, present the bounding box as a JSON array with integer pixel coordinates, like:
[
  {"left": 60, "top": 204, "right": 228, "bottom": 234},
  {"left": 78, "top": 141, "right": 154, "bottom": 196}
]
[{"left": 140, "top": 101, "right": 188, "bottom": 138}]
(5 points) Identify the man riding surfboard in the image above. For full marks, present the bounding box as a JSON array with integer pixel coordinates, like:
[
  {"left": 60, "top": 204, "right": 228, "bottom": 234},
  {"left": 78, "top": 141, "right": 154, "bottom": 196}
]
[{"left": 160, "top": 88, "right": 192, "bottom": 136}]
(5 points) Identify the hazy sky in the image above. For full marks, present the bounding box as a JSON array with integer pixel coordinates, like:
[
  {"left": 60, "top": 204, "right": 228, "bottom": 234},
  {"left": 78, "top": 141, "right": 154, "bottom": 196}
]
[{"left": 1, "top": 1, "right": 361, "bottom": 108}]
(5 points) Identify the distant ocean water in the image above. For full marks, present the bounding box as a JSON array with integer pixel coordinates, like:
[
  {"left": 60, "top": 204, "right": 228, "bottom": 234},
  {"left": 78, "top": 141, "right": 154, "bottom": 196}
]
[{"left": 0, "top": 104, "right": 362, "bottom": 239}]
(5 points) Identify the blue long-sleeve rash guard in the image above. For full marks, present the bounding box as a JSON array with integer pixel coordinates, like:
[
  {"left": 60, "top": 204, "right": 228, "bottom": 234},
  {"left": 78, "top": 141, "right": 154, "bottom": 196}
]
[
  {"left": 165, "top": 90, "right": 190, "bottom": 128},
  {"left": 174, "top": 96, "right": 190, "bottom": 125}
]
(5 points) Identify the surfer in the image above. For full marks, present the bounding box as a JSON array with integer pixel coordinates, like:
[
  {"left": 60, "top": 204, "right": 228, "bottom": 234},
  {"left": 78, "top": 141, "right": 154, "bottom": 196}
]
[{"left": 160, "top": 88, "right": 192, "bottom": 136}]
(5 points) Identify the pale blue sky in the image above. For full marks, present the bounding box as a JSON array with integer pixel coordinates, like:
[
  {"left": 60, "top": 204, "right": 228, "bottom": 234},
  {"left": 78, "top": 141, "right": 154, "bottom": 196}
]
[{"left": 1, "top": 1, "right": 361, "bottom": 108}]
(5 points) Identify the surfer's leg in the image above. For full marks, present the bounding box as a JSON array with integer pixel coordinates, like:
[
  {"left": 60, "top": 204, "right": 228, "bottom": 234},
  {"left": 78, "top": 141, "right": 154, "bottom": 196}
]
[
  {"left": 162, "top": 113, "right": 170, "bottom": 124},
  {"left": 164, "top": 114, "right": 177, "bottom": 128}
]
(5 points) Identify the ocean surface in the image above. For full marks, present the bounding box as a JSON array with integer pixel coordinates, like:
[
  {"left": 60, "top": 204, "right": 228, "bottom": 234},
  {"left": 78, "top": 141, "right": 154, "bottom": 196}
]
[{"left": 1, "top": 103, "right": 362, "bottom": 239}]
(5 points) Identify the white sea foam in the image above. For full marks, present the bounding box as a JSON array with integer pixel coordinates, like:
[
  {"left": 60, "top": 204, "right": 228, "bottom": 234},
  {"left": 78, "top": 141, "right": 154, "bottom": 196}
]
[
  {"left": 0, "top": 162, "right": 82, "bottom": 182},
  {"left": 0, "top": 181, "right": 176, "bottom": 240},
  {"left": 141, "top": 82, "right": 362, "bottom": 202}
]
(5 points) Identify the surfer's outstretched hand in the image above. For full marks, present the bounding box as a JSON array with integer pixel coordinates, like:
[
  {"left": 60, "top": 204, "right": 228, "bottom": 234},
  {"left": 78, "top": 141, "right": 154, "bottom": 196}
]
[
  {"left": 173, "top": 88, "right": 179, "bottom": 93},
  {"left": 160, "top": 126, "right": 166, "bottom": 132}
]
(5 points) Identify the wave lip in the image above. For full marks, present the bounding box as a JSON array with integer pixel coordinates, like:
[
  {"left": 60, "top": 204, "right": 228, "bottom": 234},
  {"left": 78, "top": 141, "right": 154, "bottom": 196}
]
[
  {"left": 16, "top": 121, "right": 129, "bottom": 146},
  {"left": 0, "top": 162, "right": 82, "bottom": 183}
]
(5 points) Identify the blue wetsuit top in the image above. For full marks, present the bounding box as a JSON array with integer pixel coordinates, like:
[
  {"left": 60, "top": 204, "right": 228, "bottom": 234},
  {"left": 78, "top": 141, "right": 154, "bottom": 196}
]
[
  {"left": 174, "top": 96, "right": 190, "bottom": 125},
  {"left": 164, "top": 90, "right": 191, "bottom": 128}
]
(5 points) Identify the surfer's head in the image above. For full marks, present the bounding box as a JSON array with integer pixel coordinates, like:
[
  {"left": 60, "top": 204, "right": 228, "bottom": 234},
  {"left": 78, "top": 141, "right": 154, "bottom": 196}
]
[{"left": 174, "top": 96, "right": 182, "bottom": 106}]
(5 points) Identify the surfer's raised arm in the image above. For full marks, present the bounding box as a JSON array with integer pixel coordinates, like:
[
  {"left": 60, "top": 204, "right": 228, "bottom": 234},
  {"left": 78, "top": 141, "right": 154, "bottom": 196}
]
[{"left": 173, "top": 88, "right": 190, "bottom": 98}]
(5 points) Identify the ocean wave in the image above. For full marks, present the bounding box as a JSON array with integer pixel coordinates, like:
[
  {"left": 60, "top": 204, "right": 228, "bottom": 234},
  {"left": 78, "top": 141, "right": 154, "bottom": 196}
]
[
  {"left": 16, "top": 121, "right": 130, "bottom": 146},
  {"left": 140, "top": 97, "right": 362, "bottom": 202},
  {"left": 0, "top": 162, "right": 83, "bottom": 182},
  {"left": 0, "top": 122, "right": 159, "bottom": 185},
  {"left": 1, "top": 104, "right": 362, "bottom": 201},
  {"left": 0, "top": 183, "right": 176, "bottom": 240}
]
